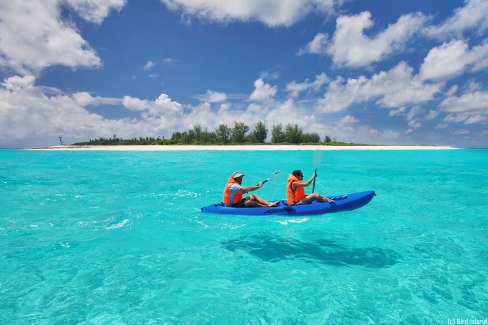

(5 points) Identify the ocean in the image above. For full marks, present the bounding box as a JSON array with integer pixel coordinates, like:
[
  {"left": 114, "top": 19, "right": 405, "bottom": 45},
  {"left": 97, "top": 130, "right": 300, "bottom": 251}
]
[{"left": 0, "top": 149, "right": 487, "bottom": 324}]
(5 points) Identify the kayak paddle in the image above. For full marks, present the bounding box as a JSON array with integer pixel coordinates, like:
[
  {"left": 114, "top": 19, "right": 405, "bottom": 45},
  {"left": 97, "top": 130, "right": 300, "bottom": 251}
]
[
  {"left": 258, "top": 170, "right": 281, "bottom": 185},
  {"left": 312, "top": 150, "right": 323, "bottom": 193}
]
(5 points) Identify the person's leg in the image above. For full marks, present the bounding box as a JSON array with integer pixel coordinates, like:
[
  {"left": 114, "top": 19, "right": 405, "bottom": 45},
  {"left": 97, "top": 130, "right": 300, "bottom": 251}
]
[
  {"left": 315, "top": 193, "right": 334, "bottom": 203},
  {"left": 246, "top": 194, "right": 279, "bottom": 207},
  {"left": 299, "top": 193, "right": 334, "bottom": 204}
]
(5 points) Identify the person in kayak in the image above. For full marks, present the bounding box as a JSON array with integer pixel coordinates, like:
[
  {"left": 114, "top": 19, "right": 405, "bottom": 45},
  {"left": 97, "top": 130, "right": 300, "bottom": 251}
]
[
  {"left": 224, "top": 171, "right": 279, "bottom": 207},
  {"left": 286, "top": 170, "right": 334, "bottom": 205}
]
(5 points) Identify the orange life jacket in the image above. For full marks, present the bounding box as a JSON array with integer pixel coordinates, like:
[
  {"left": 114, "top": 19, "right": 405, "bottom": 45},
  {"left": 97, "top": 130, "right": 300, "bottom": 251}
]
[
  {"left": 286, "top": 174, "right": 305, "bottom": 205},
  {"left": 223, "top": 177, "right": 243, "bottom": 206}
]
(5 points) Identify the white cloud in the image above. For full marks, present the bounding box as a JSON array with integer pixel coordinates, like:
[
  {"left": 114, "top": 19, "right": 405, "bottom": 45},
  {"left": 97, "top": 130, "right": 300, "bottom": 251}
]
[
  {"left": 2, "top": 75, "right": 36, "bottom": 91},
  {"left": 160, "top": 0, "right": 337, "bottom": 27},
  {"left": 440, "top": 91, "right": 488, "bottom": 113},
  {"left": 325, "top": 11, "right": 426, "bottom": 68},
  {"left": 465, "top": 114, "right": 486, "bottom": 124},
  {"left": 0, "top": 75, "right": 110, "bottom": 146},
  {"left": 250, "top": 79, "right": 277, "bottom": 102},
  {"left": 66, "top": 0, "right": 126, "bottom": 24},
  {"left": 0, "top": 0, "right": 125, "bottom": 75},
  {"left": 0, "top": 1, "right": 100, "bottom": 74},
  {"left": 405, "top": 107, "right": 423, "bottom": 133},
  {"left": 163, "top": 57, "right": 177, "bottom": 64},
  {"left": 73, "top": 92, "right": 120, "bottom": 106},
  {"left": 439, "top": 90, "right": 488, "bottom": 126},
  {"left": 427, "top": 0, "right": 488, "bottom": 38},
  {"left": 0, "top": 73, "right": 444, "bottom": 147},
  {"left": 144, "top": 61, "right": 156, "bottom": 70},
  {"left": 301, "top": 33, "right": 328, "bottom": 55},
  {"left": 453, "top": 129, "right": 470, "bottom": 136},
  {"left": 196, "top": 90, "right": 227, "bottom": 103},
  {"left": 318, "top": 62, "right": 441, "bottom": 112},
  {"left": 420, "top": 41, "right": 466, "bottom": 81},
  {"left": 338, "top": 114, "right": 358, "bottom": 126},
  {"left": 123, "top": 94, "right": 182, "bottom": 118},
  {"left": 73, "top": 92, "right": 96, "bottom": 106},
  {"left": 407, "top": 106, "right": 422, "bottom": 122},
  {"left": 470, "top": 42, "right": 488, "bottom": 72},
  {"left": 0, "top": 76, "right": 188, "bottom": 146},
  {"left": 425, "top": 109, "right": 440, "bottom": 121},
  {"left": 286, "top": 73, "right": 328, "bottom": 98}
]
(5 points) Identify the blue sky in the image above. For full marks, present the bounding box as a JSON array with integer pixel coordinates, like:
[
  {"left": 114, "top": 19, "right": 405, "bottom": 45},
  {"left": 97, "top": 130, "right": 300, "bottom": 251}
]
[{"left": 1, "top": 0, "right": 487, "bottom": 148}]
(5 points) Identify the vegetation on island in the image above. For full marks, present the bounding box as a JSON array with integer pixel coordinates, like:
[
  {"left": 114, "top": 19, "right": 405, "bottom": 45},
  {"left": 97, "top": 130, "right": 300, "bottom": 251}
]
[{"left": 74, "top": 121, "right": 358, "bottom": 146}]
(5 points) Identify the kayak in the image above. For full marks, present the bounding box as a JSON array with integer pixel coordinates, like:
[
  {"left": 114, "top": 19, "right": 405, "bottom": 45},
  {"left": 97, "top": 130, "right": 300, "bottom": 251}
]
[{"left": 201, "top": 190, "right": 375, "bottom": 216}]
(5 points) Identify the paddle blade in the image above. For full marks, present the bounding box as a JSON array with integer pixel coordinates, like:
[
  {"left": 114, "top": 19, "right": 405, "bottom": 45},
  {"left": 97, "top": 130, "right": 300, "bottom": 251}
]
[
  {"left": 313, "top": 150, "right": 323, "bottom": 169},
  {"left": 269, "top": 170, "right": 281, "bottom": 181}
]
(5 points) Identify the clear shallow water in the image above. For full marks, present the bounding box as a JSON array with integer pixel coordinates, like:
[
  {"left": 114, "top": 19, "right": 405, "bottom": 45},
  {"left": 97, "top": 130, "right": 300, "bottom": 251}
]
[{"left": 0, "top": 149, "right": 487, "bottom": 324}]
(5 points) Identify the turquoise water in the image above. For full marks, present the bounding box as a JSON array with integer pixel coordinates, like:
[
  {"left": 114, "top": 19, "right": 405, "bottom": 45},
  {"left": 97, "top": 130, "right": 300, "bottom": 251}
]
[{"left": 1, "top": 149, "right": 487, "bottom": 324}]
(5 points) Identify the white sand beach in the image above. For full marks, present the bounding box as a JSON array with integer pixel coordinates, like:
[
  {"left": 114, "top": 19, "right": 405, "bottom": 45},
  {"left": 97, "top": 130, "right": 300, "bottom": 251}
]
[{"left": 31, "top": 144, "right": 458, "bottom": 151}]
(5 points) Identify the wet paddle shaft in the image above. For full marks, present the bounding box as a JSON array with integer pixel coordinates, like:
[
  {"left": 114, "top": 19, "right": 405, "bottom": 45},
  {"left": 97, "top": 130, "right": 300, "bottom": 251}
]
[
  {"left": 257, "top": 170, "right": 281, "bottom": 186},
  {"left": 312, "top": 150, "right": 323, "bottom": 193}
]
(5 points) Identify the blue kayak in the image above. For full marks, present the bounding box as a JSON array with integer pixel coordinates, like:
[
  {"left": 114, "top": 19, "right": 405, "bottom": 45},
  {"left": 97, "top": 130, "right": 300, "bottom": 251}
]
[{"left": 201, "top": 190, "right": 375, "bottom": 216}]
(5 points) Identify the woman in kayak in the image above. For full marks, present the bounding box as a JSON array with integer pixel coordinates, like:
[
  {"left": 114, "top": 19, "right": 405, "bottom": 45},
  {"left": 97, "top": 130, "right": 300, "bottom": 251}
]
[
  {"left": 287, "top": 170, "right": 334, "bottom": 205},
  {"left": 224, "top": 171, "right": 279, "bottom": 207}
]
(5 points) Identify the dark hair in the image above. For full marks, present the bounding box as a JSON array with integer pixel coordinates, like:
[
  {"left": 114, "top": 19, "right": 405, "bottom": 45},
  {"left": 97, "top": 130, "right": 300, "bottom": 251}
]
[{"left": 292, "top": 170, "right": 303, "bottom": 177}]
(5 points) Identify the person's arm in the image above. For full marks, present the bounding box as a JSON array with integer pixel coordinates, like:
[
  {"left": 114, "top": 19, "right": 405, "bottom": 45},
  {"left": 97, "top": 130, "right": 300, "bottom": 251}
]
[
  {"left": 292, "top": 173, "right": 316, "bottom": 190},
  {"left": 240, "top": 181, "right": 264, "bottom": 193}
]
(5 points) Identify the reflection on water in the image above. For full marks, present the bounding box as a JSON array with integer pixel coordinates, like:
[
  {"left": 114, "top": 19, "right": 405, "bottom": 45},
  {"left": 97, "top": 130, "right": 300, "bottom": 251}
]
[{"left": 222, "top": 235, "right": 400, "bottom": 268}]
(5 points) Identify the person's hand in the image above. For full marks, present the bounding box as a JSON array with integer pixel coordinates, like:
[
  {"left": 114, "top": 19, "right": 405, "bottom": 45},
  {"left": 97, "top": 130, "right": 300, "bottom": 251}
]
[{"left": 257, "top": 181, "right": 264, "bottom": 187}]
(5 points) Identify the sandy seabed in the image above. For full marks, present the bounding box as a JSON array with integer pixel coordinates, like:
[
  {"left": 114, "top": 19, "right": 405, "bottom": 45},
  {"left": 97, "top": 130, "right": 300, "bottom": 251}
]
[{"left": 30, "top": 145, "right": 458, "bottom": 151}]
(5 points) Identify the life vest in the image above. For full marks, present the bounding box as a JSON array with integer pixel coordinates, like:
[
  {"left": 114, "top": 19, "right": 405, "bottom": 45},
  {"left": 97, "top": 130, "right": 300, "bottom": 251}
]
[
  {"left": 223, "top": 177, "right": 243, "bottom": 206},
  {"left": 286, "top": 174, "right": 305, "bottom": 205}
]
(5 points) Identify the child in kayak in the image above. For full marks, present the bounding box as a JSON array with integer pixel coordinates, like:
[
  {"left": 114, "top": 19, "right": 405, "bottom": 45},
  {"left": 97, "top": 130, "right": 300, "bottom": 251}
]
[
  {"left": 224, "top": 171, "right": 279, "bottom": 207},
  {"left": 286, "top": 170, "right": 334, "bottom": 205}
]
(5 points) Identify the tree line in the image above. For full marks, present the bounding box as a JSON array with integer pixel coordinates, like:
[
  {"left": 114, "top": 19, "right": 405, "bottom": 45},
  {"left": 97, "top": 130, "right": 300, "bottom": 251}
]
[{"left": 75, "top": 121, "right": 341, "bottom": 145}]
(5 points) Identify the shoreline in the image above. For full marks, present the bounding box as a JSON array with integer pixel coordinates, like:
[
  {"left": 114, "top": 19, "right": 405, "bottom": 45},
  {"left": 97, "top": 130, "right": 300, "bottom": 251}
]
[{"left": 29, "top": 144, "right": 458, "bottom": 151}]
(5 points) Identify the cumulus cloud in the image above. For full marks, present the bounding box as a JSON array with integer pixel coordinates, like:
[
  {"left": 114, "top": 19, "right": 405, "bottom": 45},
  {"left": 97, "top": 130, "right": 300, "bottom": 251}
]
[
  {"left": 318, "top": 62, "right": 441, "bottom": 112},
  {"left": 286, "top": 73, "right": 328, "bottom": 98},
  {"left": 470, "top": 42, "right": 488, "bottom": 72},
  {"left": 160, "top": 0, "right": 337, "bottom": 27},
  {"left": 437, "top": 90, "right": 488, "bottom": 127},
  {"left": 427, "top": 0, "right": 488, "bottom": 38},
  {"left": 323, "top": 11, "right": 426, "bottom": 68},
  {"left": 250, "top": 79, "right": 277, "bottom": 102},
  {"left": 2, "top": 75, "right": 36, "bottom": 91},
  {"left": 0, "top": 75, "right": 108, "bottom": 146},
  {"left": 420, "top": 40, "right": 488, "bottom": 81},
  {"left": 66, "top": 0, "right": 126, "bottom": 24},
  {"left": 0, "top": 72, "right": 433, "bottom": 147},
  {"left": 419, "top": 40, "right": 468, "bottom": 81},
  {"left": 0, "top": 75, "right": 188, "bottom": 146},
  {"left": 143, "top": 61, "right": 156, "bottom": 70},
  {"left": 123, "top": 94, "right": 182, "bottom": 118},
  {"left": 0, "top": 0, "right": 125, "bottom": 75},
  {"left": 338, "top": 114, "right": 358, "bottom": 126},
  {"left": 195, "top": 90, "right": 227, "bottom": 103},
  {"left": 441, "top": 91, "right": 488, "bottom": 113},
  {"left": 300, "top": 33, "right": 328, "bottom": 55}
]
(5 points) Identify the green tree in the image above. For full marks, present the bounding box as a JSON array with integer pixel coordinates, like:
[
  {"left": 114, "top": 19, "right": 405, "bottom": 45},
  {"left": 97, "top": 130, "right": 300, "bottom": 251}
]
[
  {"left": 250, "top": 121, "right": 267, "bottom": 143},
  {"left": 324, "top": 135, "right": 332, "bottom": 143},
  {"left": 302, "top": 132, "right": 321, "bottom": 143},
  {"left": 285, "top": 123, "right": 303, "bottom": 144},
  {"left": 216, "top": 124, "right": 231, "bottom": 144},
  {"left": 271, "top": 124, "right": 285, "bottom": 143},
  {"left": 231, "top": 121, "right": 249, "bottom": 143},
  {"left": 192, "top": 125, "right": 203, "bottom": 143}
]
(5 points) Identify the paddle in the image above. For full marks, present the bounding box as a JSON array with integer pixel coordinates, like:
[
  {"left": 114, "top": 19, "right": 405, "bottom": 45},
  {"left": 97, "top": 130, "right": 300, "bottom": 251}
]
[
  {"left": 312, "top": 150, "right": 323, "bottom": 193},
  {"left": 257, "top": 170, "right": 281, "bottom": 186}
]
